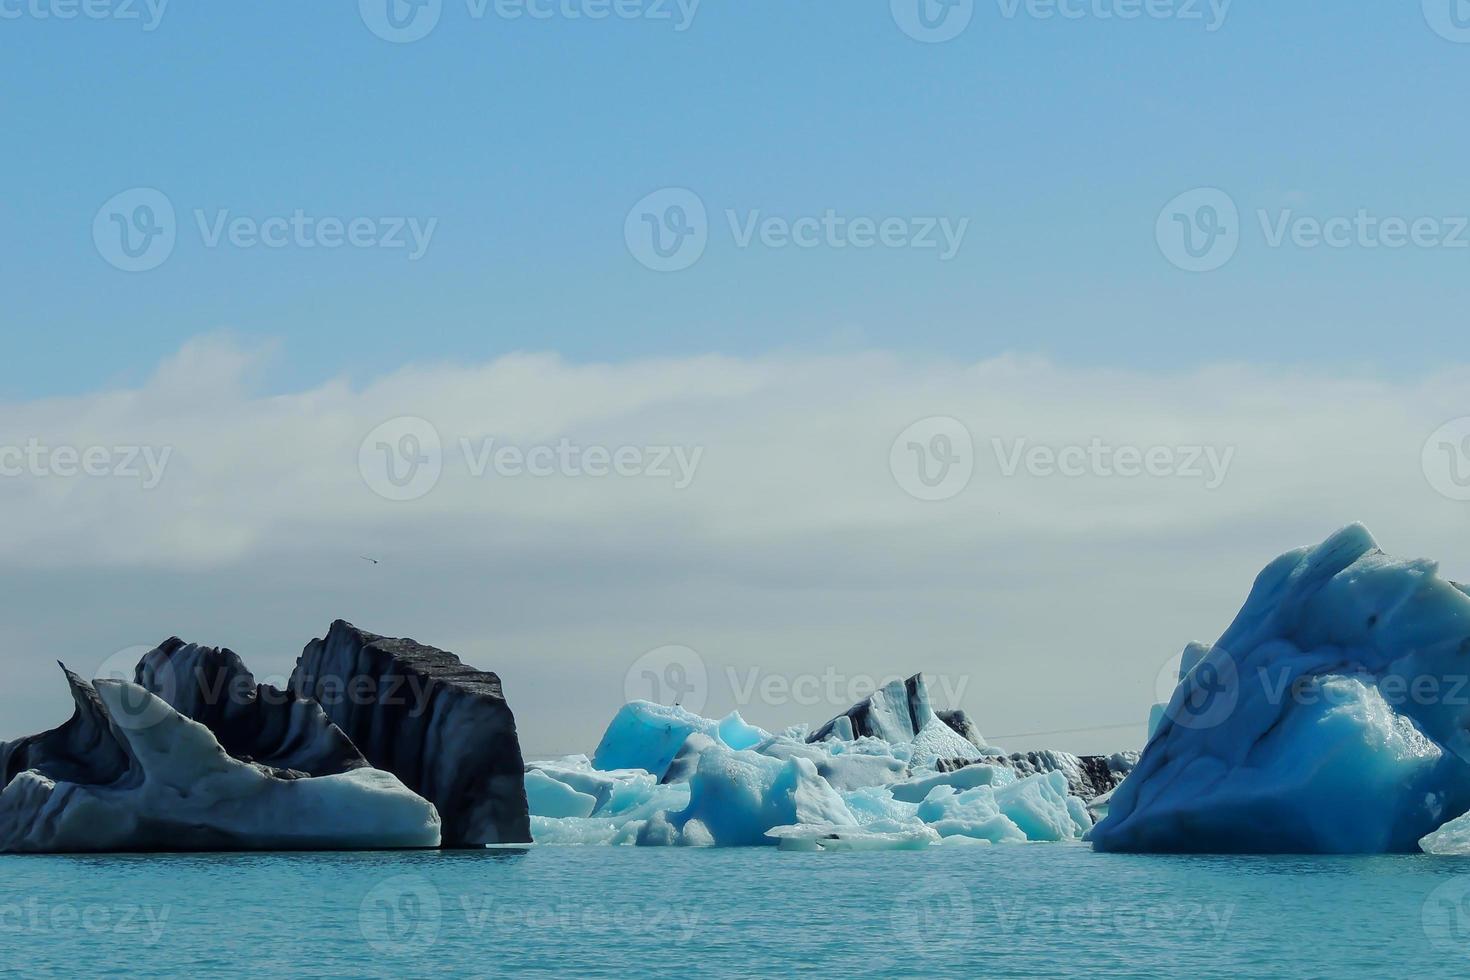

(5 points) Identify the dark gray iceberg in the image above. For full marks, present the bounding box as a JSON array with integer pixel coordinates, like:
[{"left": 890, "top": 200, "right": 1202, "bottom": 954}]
[
  {"left": 290, "top": 620, "right": 532, "bottom": 847},
  {"left": 136, "top": 639, "right": 368, "bottom": 777},
  {"left": 1, "top": 664, "right": 131, "bottom": 790}
]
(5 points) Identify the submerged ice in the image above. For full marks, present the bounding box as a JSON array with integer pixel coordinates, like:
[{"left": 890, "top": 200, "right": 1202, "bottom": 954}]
[{"left": 527, "top": 675, "right": 1117, "bottom": 849}]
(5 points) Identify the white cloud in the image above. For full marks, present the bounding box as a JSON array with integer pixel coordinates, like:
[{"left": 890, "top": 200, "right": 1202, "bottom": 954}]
[{"left": 3, "top": 336, "right": 1469, "bottom": 757}]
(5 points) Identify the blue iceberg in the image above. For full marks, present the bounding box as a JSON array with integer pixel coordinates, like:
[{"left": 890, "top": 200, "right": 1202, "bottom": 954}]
[
  {"left": 1093, "top": 524, "right": 1470, "bottom": 854},
  {"left": 528, "top": 676, "right": 1117, "bottom": 849}
]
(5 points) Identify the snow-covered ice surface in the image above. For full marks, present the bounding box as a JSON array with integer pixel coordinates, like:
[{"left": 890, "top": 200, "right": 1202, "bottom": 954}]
[
  {"left": 528, "top": 677, "right": 1095, "bottom": 848},
  {"left": 1094, "top": 524, "right": 1470, "bottom": 854}
]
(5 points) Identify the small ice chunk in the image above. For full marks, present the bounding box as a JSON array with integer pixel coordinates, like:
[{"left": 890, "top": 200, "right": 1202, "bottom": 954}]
[
  {"left": 525, "top": 755, "right": 648, "bottom": 812},
  {"left": 916, "top": 786, "right": 1027, "bottom": 843},
  {"left": 524, "top": 769, "right": 597, "bottom": 819},
  {"left": 1420, "top": 811, "right": 1470, "bottom": 854},
  {"left": 890, "top": 763, "right": 1013, "bottom": 803},
  {"left": 602, "top": 779, "right": 690, "bottom": 822},
  {"left": 680, "top": 819, "right": 716, "bottom": 847},
  {"left": 766, "top": 820, "right": 939, "bottom": 851},
  {"left": 717, "top": 711, "right": 770, "bottom": 751},
  {"left": 634, "top": 811, "right": 681, "bottom": 847},
  {"left": 994, "top": 771, "right": 1091, "bottom": 841},
  {"left": 528, "top": 816, "right": 624, "bottom": 845}
]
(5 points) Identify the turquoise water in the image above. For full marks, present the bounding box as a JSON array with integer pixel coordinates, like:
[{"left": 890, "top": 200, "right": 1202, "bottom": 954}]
[{"left": 4, "top": 845, "right": 1470, "bottom": 977}]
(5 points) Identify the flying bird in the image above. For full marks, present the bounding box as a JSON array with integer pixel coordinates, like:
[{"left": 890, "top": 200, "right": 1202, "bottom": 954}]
[{"left": 360, "top": 556, "right": 380, "bottom": 565}]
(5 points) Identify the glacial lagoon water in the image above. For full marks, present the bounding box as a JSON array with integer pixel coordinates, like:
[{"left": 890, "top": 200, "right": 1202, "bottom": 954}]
[{"left": 6, "top": 845, "right": 1470, "bottom": 978}]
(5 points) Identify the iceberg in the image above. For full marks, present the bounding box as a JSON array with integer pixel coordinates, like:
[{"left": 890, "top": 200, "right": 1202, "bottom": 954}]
[
  {"left": 1, "top": 621, "right": 535, "bottom": 853},
  {"left": 136, "top": 638, "right": 367, "bottom": 777},
  {"left": 672, "top": 749, "right": 857, "bottom": 847},
  {"left": 914, "top": 772, "right": 1090, "bottom": 843},
  {"left": 1092, "top": 525, "right": 1470, "bottom": 854},
  {"left": 0, "top": 670, "right": 439, "bottom": 853},
  {"left": 529, "top": 673, "right": 1099, "bottom": 848},
  {"left": 993, "top": 771, "right": 1092, "bottom": 841},
  {"left": 808, "top": 676, "right": 1130, "bottom": 800},
  {"left": 291, "top": 621, "right": 532, "bottom": 846},
  {"left": 915, "top": 786, "right": 1026, "bottom": 843}
]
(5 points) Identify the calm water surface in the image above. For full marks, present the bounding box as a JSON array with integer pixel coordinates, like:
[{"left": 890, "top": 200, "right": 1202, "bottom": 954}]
[{"left": 3, "top": 844, "right": 1470, "bottom": 977}]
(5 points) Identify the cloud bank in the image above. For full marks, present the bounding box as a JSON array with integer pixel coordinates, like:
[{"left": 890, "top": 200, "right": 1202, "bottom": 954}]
[{"left": 3, "top": 335, "right": 1468, "bottom": 755}]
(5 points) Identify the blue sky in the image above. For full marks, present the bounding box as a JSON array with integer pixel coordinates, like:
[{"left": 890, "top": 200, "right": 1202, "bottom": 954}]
[
  {"left": 5, "top": 3, "right": 1470, "bottom": 753},
  {"left": 6, "top": 1, "right": 1470, "bottom": 399}
]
